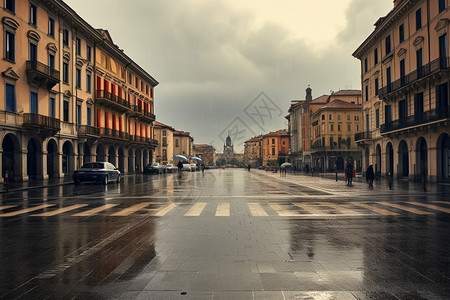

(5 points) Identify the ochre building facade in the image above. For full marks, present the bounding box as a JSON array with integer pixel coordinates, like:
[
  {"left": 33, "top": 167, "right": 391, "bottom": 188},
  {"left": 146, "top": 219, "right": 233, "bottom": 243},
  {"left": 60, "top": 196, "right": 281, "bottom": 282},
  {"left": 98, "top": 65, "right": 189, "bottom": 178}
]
[
  {"left": 353, "top": 0, "right": 450, "bottom": 183},
  {"left": 0, "top": 0, "right": 158, "bottom": 182}
]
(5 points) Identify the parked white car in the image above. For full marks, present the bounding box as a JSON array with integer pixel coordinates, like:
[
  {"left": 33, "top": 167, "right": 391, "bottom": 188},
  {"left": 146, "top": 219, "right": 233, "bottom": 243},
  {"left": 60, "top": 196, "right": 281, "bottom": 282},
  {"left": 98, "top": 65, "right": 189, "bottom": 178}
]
[{"left": 182, "top": 164, "right": 191, "bottom": 172}]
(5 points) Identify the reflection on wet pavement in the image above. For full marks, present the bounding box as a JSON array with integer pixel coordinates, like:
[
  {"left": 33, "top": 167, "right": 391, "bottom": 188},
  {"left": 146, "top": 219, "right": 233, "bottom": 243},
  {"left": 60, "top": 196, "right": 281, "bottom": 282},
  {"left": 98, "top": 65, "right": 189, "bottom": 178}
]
[{"left": 0, "top": 169, "right": 449, "bottom": 299}]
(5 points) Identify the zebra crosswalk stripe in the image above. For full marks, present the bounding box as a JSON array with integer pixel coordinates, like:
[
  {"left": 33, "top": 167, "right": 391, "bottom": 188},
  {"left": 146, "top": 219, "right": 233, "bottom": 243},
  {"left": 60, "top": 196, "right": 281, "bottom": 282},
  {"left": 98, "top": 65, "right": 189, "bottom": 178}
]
[
  {"left": 352, "top": 202, "right": 399, "bottom": 216},
  {"left": 73, "top": 204, "right": 119, "bottom": 217},
  {"left": 409, "top": 202, "right": 450, "bottom": 213},
  {"left": 378, "top": 202, "right": 434, "bottom": 215},
  {"left": 31, "top": 204, "right": 88, "bottom": 217},
  {"left": 0, "top": 204, "right": 55, "bottom": 217}
]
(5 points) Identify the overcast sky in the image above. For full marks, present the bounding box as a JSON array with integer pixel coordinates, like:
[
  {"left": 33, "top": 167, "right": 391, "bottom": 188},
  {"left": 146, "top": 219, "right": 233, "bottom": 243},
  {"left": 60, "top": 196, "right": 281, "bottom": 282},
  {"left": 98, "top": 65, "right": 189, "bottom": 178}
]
[{"left": 64, "top": 0, "right": 393, "bottom": 153}]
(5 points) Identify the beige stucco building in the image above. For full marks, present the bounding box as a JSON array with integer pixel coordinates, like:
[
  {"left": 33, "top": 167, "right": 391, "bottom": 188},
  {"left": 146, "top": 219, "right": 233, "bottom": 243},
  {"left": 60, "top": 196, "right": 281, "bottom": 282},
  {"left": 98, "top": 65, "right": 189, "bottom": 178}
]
[
  {"left": 244, "top": 135, "right": 263, "bottom": 167},
  {"left": 353, "top": 0, "right": 450, "bottom": 183},
  {"left": 1, "top": 0, "right": 158, "bottom": 181},
  {"left": 173, "top": 131, "right": 193, "bottom": 158},
  {"left": 153, "top": 121, "right": 175, "bottom": 165}
]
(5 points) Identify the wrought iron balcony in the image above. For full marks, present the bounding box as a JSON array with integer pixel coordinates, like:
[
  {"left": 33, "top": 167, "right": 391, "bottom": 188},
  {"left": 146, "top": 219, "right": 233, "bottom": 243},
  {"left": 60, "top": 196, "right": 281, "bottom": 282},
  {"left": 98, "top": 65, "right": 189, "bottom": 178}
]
[
  {"left": 139, "top": 110, "right": 156, "bottom": 123},
  {"left": 379, "top": 57, "right": 450, "bottom": 100},
  {"left": 22, "top": 113, "right": 60, "bottom": 133},
  {"left": 99, "top": 128, "right": 129, "bottom": 141},
  {"left": 355, "top": 131, "right": 372, "bottom": 142},
  {"left": 95, "top": 90, "right": 131, "bottom": 113},
  {"left": 127, "top": 105, "right": 143, "bottom": 118},
  {"left": 380, "top": 108, "right": 449, "bottom": 134},
  {"left": 26, "top": 60, "right": 60, "bottom": 90},
  {"left": 77, "top": 125, "right": 100, "bottom": 137}
]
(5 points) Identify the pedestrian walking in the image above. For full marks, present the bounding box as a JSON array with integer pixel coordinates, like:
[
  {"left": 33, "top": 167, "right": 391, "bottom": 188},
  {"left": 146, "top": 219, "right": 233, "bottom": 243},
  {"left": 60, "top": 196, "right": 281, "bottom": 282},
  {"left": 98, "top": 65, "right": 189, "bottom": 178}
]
[
  {"left": 305, "top": 165, "right": 309, "bottom": 175},
  {"left": 345, "top": 162, "right": 354, "bottom": 186},
  {"left": 177, "top": 160, "right": 183, "bottom": 172},
  {"left": 387, "top": 171, "right": 393, "bottom": 189},
  {"left": 335, "top": 163, "right": 338, "bottom": 182},
  {"left": 248, "top": 164, "right": 251, "bottom": 172},
  {"left": 422, "top": 169, "right": 427, "bottom": 192},
  {"left": 366, "top": 165, "right": 375, "bottom": 190},
  {"left": 201, "top": 164, "right": 205, "bottom": 173}
]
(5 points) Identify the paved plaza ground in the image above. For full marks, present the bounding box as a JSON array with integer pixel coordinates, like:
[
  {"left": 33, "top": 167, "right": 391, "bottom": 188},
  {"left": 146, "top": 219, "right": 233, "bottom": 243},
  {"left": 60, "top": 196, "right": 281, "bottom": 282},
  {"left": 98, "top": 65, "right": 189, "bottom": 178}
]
[{"left": 0, "top": 169, "right": 449, "bottom": 299}]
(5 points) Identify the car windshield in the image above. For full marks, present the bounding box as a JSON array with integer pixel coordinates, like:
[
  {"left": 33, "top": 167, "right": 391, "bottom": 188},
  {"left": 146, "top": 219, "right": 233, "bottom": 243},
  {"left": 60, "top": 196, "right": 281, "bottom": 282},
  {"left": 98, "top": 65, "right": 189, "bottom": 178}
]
[{"left": 81, "top": 163, "right": 104, "bottom": 169}]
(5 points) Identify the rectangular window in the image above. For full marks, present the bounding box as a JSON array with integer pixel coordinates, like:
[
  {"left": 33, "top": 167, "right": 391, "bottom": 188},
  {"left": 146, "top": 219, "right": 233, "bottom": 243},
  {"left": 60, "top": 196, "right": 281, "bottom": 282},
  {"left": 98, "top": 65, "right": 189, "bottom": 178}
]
[
  {"left": 416, "top": 8, "right": 422, "bottom": 30},
  {"left": 347, "top": 123, "right": 351, "bottom": 131},
  {"left": 375, "top": 78, "right": 379, "bottom": 96},
  {"left": 87, "top": 45, "right": 91, "bottom": 61},
  {"left": 399, "top": 24, "right": 404, "bottom": 43},
  {"left": 48, "top": 54, "right": 55, "bottom": 69},
  {"left": 63, "top": 62, "right": 69, "bottom": 83},
  {"left": 364, "top": 57, "right": 368, "bottom": 73},
  {"left": 5, "top": 0, "right": 15, "bottom": 13},
  {"left": 272, "top": 139, "right": 275, "bottom": 144},
  {"left": 321, "top": 114, "right": 325, "bottom": 120},
  {"left": 439, "top": 0, "right": 446, "bottom": 12},
  {"left": 347, "top": 114, "right": 351, "bottom": 121},
  {"left": 87, "top": 106, "right": 92, "bottom": 126},
  {"left": 5, "top": 83, "right": 16, "bottom": 112},
  {"left": 337, "top": 114, "right": 341, "bottom": 120},
  {"left": 30, "top": 4, "right": 37, "bottom": 26},
  {"left": 365, "top": 85, "right": 369, "bottom": 102},
  {"left": 439, "top": 33, "right": 448, "bottom": 68},
  {"left": 271, "top": 148, "right": 275, "bottom": 155},
  {"left": 385, "top": 105, "right": 392, "bottom": 124},
  {"left": 63, "top": 100, "right": 69, "bottom": 122},
  {"left": 135, "top": 77, "right": 138, "bottom": 88},
  {"left": 338, "top": 123, "right": 341, "bottom": 131},
  {"left": 385, "top": 35, "right": 391, "bottom": 55},
  {"left": 417, "top": 48, "right": 423, "bottom": 77},
  {"left": 76, "top": 38, "right": 81, "bottom": 56},
  {"left": 63, "top": 29, "right": 69, "bottom": 47},
  {"left": 5, "top": 30, "right": 15, "bottom": 62},
  {"left": 48, "top": 17, "right": 55, "bottom": 37},
  {"left": 386, "top": 66, "right": 392, "bottom": 92},
  {"left": 29, "top": 43, "right": 37, "bottom": 61},
  {"left": 49, "top": 97, "right": 55, "bottom": 118},
  {"left": 175, "top": 139, "right": 179, "bottom": 147},
  {"left": 76, "top": 104, "right": 81, "bottom": 125},
  {"left": 330, "top": 137, "right": 334, "bottom": 148},
  {"left": 375, "top": 109, "right": 380, "bottom": 129},
  {"left": 374, "top": 48, "right": 378, "bottom": 65},
  {"left": 128, "top": 72, "right": 132, "bottom": 84},
  {"left": 30, "top": 92, "right": 38, "bottom": 114},
  {"left": 76, "top": 69, "right": 81, "bottom": 89},
  {"left": 86, "top": 74, "right": 91, "bottom": 92},
  {"left": 330, "top": 123, "right": 334, "bottom": 131},
  {"left": 329, "top": 114, "right": 332, "bottom": 120}
]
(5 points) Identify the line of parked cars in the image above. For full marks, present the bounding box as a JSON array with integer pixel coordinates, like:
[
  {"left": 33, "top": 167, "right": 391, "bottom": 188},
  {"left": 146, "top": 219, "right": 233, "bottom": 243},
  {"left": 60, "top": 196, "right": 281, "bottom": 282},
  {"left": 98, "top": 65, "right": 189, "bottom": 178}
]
[
  {"left": 72, "top": 160, "right": 205, "bottom": 185},
  {"left": 143, "top": 163, "right": 180, "bottom": 174}
]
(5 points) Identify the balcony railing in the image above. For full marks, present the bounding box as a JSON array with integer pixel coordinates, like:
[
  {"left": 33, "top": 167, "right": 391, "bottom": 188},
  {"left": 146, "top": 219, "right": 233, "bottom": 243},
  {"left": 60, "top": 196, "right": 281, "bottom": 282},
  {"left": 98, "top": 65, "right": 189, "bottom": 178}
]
[
  {"left": 379, "top": 57, "right": 450, "bottom": 99},
  {"left": 355, "top": 131, "right": 372, "bottom": 142},
  {"left": 99, "top": 128, "right": 129, "bottom": 141},
  {"left": 26, "top": 60, "right": 60, "bottom": 90},
  {"left": 22, "top": 113, "right": 61, "bottom": 132},
  {"left": 380, "top": 108, "right": 449, "bottom": 134},
  {"left": 77, "top": 125, "right": 100, "bottom": 137},
  {"left": 140, "top": 110, "right": 156, "bottom": 123},
  {"left": 96, "top": 90, "right": 131, "bottom": 113}
]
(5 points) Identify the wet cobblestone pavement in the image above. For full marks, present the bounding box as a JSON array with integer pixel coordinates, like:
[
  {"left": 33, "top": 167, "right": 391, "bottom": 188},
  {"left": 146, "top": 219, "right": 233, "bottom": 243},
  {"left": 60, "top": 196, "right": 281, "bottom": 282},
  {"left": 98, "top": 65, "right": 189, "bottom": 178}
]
[{"left": 0, "top": 169, "right": 449, "bottom": 299}]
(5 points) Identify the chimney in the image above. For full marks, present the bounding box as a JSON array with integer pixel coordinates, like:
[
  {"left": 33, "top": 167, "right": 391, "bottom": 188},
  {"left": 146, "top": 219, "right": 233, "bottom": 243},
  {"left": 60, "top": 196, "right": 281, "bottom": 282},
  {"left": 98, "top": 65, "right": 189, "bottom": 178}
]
[{"left": 305, "top": 85, "right": 312, "bottom": 101}]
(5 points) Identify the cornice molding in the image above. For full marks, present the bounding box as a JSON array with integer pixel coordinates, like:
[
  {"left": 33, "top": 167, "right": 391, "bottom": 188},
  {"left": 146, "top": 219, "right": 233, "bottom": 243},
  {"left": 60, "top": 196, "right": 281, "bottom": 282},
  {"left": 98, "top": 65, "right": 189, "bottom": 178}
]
[{"left": 27, "top": 30, "right": 41, "bottom": 43}]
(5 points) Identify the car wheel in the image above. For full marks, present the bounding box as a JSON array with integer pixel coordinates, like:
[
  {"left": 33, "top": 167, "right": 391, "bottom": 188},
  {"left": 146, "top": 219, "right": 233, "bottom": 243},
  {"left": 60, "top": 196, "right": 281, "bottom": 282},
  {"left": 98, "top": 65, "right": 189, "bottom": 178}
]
[
  {"left": 116, "top": 175, "right": 121, "bottom": 183},
  {"left": 103, "top": 175, "right": 108, "bottom": 185}
]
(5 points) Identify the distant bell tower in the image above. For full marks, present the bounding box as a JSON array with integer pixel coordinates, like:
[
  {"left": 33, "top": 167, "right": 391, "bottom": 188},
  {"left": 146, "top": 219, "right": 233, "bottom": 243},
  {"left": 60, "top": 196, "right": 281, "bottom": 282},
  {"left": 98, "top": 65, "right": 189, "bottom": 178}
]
[{"left": 306, "top": 85, "right": 312, "bottom": 101}]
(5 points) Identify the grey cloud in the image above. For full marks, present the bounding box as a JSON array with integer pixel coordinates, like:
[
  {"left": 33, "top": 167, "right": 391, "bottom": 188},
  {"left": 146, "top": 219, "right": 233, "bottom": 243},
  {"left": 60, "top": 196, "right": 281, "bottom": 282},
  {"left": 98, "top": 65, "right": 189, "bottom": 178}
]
[{"left": 65, "top": 0, "right": 378, "bottom": 152}]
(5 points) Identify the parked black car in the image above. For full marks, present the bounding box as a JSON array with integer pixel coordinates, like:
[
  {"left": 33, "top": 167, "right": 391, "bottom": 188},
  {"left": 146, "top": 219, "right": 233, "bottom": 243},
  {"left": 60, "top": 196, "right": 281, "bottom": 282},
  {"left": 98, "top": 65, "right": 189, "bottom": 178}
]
[
  {"left": 73, "top": 162, "right": 121, "bottom": 185},
  {"left": 144, "top": 163, "right": 164, "bottom": 174}
]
